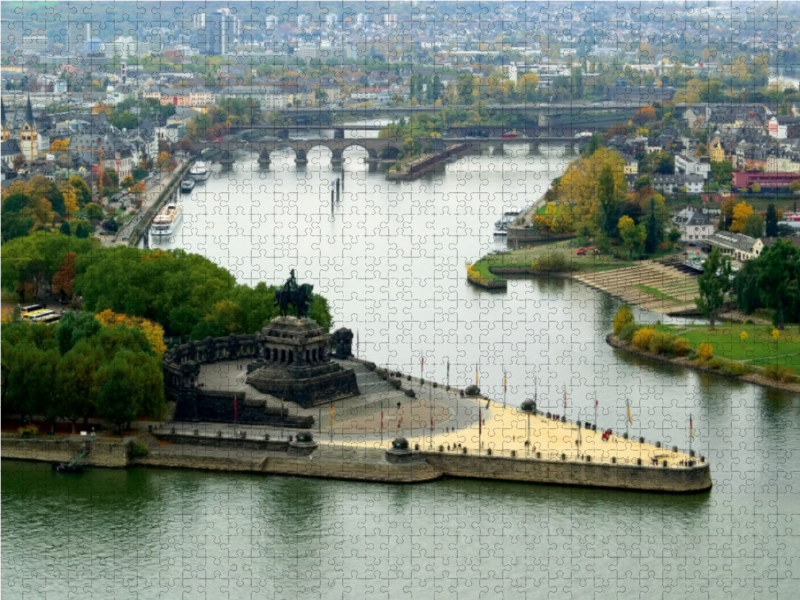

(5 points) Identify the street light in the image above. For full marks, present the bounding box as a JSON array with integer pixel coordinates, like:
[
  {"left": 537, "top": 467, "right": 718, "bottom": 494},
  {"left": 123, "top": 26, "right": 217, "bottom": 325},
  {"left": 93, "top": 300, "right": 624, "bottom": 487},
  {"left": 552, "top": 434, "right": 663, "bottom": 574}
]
[{"left": 520, "top": 398, "right": 535, "bottom": 455}]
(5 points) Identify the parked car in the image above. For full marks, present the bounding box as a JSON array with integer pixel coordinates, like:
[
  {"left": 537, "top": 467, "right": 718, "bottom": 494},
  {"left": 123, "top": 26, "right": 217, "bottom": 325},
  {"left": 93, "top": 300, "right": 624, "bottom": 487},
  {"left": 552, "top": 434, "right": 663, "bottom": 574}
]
[{"left": 576, "top": 248, "right": 587, "bottom": 255}]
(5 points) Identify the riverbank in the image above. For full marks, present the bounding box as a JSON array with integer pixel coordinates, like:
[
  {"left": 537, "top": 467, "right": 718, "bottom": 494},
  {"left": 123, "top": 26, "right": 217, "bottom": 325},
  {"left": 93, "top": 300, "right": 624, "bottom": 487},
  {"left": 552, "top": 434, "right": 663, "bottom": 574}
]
[
  {"left": 386, "top": 143, "right": 472, "bottom": 181},
  {"left": 607, "top": 333, "right": 800, "bottom": 394},
  {"left": 1, "top": 432, "right": 712, "bottom": 493}
]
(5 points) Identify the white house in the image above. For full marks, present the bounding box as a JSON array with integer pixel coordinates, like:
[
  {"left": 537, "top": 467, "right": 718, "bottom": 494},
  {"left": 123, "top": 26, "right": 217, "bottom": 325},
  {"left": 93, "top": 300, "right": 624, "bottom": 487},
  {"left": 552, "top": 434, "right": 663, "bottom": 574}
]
[
  {"left": 675, "top": 154, "right": 712, "bottom": 180},
  {"left": 672, "top": 207, "right": 715, "bottom": 245}
]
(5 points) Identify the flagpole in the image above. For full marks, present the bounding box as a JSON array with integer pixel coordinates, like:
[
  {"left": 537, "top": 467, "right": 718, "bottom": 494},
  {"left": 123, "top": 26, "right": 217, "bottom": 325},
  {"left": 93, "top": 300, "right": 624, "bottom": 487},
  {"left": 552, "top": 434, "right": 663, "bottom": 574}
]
[
  {"left": 503, "top": 365, "right": 506, "bottom": 407},
  {"left": 446, "top": 358, "right": 450, "bottom": 389},
  {"left": 380, "top": 400, "right": 383, "bottom": 446},
  {"left": 594, "top": 391, "right": 598, "bottom": 429},
  {"left": 420, "top": 356, "right": 424, "bottom": 389},
  {"left": 689, "top": 413, "right": 693, "bottom": 456},
  {"left": 429, "top": 380, "right": 433, "bottom": 450}
]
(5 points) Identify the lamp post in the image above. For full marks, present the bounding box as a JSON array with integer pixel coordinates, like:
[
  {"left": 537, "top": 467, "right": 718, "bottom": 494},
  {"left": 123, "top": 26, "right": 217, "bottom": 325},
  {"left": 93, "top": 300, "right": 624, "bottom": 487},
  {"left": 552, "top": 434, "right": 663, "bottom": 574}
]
[{"left": 520, "top": 398, "right": 535, "bottom": 455}]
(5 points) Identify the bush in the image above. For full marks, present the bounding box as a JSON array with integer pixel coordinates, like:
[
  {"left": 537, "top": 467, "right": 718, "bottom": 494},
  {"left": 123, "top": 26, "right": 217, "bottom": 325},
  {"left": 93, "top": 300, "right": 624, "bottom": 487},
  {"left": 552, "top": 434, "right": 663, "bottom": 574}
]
[
  {"left": 531, "top": 252, "right": 570, "bottom": 272},
  {"left": 17, "top": 424, "right": 39, "bottom": 437},
  {"left": 613, "top": 305, "right": 634, "bottom": 334},
  {"left": 617, "top": 322, "right": 640, "bottom": 342},
  {"left": 763, "top": 364, "right": 797, "bottom": 383},
  {"left": 707, "top": 357, "right": 725, "bottom": 370},
  {"left": 673, "top": 337, "right": 691, "bottom": 357},
  {"left": 697, "top": 342, "right": 713, "bottom": 360},
  {"left": 130, "top": 441, "right": 149, "bottom": 458},
  {"left": 631, "top": 327, "right": 656, "bottom": 351},
  {"left": 722, "top": 361, "right": 751, "bottom": 377},
  {"left": 649, "top": 331, "right": 676, "bottom": 355}
]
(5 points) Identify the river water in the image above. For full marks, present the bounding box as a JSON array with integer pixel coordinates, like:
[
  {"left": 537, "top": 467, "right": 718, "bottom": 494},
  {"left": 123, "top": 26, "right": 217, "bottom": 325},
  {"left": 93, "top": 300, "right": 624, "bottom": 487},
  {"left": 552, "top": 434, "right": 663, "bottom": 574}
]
[{"left": 3, "top": 144, "right": 799, "bottom": 599}]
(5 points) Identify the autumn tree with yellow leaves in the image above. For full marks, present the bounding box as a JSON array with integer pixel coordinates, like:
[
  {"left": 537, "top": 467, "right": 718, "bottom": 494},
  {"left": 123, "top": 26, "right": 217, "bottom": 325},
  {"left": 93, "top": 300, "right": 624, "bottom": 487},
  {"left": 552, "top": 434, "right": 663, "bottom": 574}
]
[{"left": 95, "top": 309, "right": 167, "bottom": 358}]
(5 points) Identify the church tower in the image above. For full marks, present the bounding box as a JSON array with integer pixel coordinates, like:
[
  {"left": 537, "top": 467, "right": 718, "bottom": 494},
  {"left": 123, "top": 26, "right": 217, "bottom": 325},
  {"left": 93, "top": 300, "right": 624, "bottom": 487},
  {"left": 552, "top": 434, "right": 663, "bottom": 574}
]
[
  {"left": 0, "top": 99, "right": 11, "bottom": 142},
  {"left": 19, "top": 95, "right": 39, "bottom": 163}
]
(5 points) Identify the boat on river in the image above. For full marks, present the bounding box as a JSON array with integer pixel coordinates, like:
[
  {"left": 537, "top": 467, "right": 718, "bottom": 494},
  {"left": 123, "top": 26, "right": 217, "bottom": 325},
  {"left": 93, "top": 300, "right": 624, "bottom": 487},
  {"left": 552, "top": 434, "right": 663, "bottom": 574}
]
[
  {"left": 180, "top": 179, "right": 195, "bottom": 192},
  {"left": 150, "top": 203, "right": 183, "bottom": 236},
  {"left": 189, "top": 161, "right": 210, "bottom": 181}
]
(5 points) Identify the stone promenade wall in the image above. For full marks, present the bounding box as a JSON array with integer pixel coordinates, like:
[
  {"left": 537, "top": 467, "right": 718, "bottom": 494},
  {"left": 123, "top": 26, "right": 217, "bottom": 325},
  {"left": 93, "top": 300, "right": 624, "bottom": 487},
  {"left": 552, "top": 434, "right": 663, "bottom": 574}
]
[
  {"left": 2, "top": 438, "right": 129, "bottom": 467},
  {"left": 423, "top": 451, "right": 712, "bottom": 493}
]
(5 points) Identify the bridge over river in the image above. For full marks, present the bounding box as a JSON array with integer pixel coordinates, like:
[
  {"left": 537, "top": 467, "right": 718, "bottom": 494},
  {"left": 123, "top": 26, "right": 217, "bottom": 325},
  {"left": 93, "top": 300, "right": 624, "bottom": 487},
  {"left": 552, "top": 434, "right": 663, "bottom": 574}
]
[{"left": 204, "top": 135, "right": 583, "bottom": 165}]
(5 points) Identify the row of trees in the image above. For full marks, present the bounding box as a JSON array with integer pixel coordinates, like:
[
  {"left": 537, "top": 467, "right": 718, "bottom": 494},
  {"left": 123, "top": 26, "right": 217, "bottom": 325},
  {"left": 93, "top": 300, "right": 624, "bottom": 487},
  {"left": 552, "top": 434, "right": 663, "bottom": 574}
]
[
  {"left": 1, "top": 233, "right": 334, "bottom": 339},
  {"left": 696, "top": 241, "right": 800, "bottom": 330},
  {"left": 1, "top": 175, "right": 96, "bottom": 243},
  {"left": 1, "top": 312, "right": 165, "bottom": 433}
]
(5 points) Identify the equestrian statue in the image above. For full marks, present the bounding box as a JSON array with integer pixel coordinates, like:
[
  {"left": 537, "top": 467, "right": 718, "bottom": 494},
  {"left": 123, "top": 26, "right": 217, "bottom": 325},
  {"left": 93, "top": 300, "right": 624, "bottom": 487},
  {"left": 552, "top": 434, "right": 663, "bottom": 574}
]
[{"left": 275, "top": 269, "right": 314, "bottom": 318}]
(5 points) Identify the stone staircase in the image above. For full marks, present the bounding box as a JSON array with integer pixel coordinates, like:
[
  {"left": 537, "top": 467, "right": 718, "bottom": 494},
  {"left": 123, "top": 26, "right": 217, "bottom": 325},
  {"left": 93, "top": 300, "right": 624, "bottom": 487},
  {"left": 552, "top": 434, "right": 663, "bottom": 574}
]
[
  {"left": 572, "top": 261, "right": 700, "bottom": 314},
  {"left": 350, "top": 362, "right": 396, "bottom": 395}
]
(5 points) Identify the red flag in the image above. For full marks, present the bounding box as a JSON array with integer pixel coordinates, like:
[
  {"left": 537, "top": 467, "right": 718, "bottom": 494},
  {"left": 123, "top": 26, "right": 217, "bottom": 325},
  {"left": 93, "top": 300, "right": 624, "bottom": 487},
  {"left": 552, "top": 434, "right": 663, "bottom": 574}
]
[
  {"left": 421, "top": 357, "right": 425, "bottom": 368},
  {"left": 430, "top": 417, "right": 434, "bottom": 432},
  {"left": 233, "top": 397, "right": 238, "bottom": 421},
  {"left": 595, "top": 398, "right": 599, "bottom": 407},
  {"left": 398, "top": 416, "right": 403, "bottom": 428},
  {"left": 479, "top": 408, "right": 482, "bottom": 435},
  {"left": 563, "top": 388, "right": 568, "bottom": 409}
]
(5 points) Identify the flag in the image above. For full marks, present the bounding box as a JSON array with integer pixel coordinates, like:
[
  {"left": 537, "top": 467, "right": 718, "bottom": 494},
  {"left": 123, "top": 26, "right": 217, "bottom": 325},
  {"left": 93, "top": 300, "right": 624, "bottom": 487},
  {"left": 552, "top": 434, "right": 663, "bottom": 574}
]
[
  {"left": 398, "top": 416, "right": 403, "bottom": 429},
  {"left": 330, "top": 402, "right": 335, "bottom": 426},
  {"left": 356, "top": 329, "right": 359, "bottom": 355},
  {"left": 421, "top": 357, "right": 425, "bottom": 369},
  {"left": 503, "top": 372, "right": 507, "bottom": 394},
  {"left": 233, "top": 397, "right": 238, "bottom": 422},
  {"left": 475, "top": 364, "right": 479, "bottom": 386},
  {"left": 430, "top": 417, "right": 434, "bottom": 432},
  {"left": 627, "top": 402, "right": 633, "bottom": 425},
  {"left": 380, "top": 410, "right": 384, "bottom": 430},
  {"left": 563, "top": 387, "right": 567, "bottom": 409},
  {"left": 447, "top": 360, "right": 450, "bottom": 379},
  {"left": 479, "top": 408, "right": 482, "bottom": 435},
  {"left": 689, "top": 414, "right": 694, "bottom": 441},
  {"left": 595, "top": 398, "right": 599, "bottom": 407}
]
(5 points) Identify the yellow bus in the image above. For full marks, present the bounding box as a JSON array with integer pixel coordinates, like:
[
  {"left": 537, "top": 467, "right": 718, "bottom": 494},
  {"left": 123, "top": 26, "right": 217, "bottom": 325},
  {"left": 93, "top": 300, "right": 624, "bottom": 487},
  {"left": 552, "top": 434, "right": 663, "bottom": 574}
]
[{"left": 22, "top": 309, "right": 51, "bottom": 321}]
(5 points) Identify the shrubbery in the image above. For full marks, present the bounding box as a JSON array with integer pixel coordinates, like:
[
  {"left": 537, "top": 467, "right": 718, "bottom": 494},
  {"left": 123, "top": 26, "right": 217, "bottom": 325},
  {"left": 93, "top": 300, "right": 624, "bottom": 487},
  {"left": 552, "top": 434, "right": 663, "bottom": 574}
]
[
  {"left": 617, "top": 322, "right": 640, "bottom": 342},
  {"left": 613, "top": 305, "right": 634, "bottom": 334},
  {"left": 631, "top": 327, "right": 656, "bottom": 350},
  {"left": 763, "top": 364, "right": 797, "bottom": 383},
  {"left": 673, "top": 337, "right": 691, "bottom": 357},
  {"left": 530, "top": 252, "right": 570, "bottom": 272},
  {"left": 697, "top": 343, "right": 713, "bottom": 360},
  {"left": 648, "top": 331, "right": 676, "bottom": 355}
]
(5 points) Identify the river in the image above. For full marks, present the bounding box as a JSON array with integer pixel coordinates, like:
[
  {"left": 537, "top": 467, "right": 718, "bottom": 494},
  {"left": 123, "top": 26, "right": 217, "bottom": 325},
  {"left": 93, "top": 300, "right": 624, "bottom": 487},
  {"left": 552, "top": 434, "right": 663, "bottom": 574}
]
[{"left": 3, "top": 144, "right": 799, "bottom": 599}]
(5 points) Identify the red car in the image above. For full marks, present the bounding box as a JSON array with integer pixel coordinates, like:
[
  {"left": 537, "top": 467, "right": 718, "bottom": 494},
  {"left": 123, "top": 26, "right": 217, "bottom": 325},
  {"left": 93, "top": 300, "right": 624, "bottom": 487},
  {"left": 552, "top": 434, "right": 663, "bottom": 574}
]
[{"left": 576, "top": 248, "right": 587, "bottom": 256}]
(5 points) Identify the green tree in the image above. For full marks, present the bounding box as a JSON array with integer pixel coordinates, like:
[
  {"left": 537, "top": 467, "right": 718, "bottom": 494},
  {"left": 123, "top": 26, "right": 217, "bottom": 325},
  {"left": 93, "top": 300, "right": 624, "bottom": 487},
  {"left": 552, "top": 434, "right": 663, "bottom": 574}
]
[
  {"left": 56, "top": 340, "right": 102, "bottom": 432},
  {"left": 644, "top": 197, "right": 665, "bottom": 254},
  {"left": 758, "top": 239, "right": 800, "bottom": 329},
  {"left": 733, "top": 259, "right": 762, "bottom": 315},
  {"left": 695, "top": 248, "right": 731, "bottom": 330},
  {"left": 598, "top": 164, "right": 621, "bottom": 238},
  {"left": 765, "top": 204, "right": 779, "bottom": 237},
  {"left": 59, "top": 221, "right": 72, "bottom": 236},
  {"left": 95, "top": 349, "right": 163, "bottom": 433},
  {"left": 743, "top": 213, "right": 764, "bottom": 238},
  {"left": 55, "top": 310, "right": 103, "bottom": 355},
  {"left": 618, "top": 215, "right": 646, "bottom": 258}
]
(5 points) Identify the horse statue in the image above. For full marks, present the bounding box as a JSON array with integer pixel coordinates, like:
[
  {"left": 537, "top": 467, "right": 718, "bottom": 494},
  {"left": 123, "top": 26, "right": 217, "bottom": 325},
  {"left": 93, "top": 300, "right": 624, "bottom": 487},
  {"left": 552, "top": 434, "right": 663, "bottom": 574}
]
[{"left": 275, "top": 270, "right": 314, "bottom": 318}]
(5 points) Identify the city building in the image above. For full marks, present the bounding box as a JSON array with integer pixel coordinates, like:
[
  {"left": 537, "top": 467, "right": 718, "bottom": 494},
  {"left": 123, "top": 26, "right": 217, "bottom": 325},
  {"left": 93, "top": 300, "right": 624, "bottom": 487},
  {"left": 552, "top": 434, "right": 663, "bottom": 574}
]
[
  {"left": 767, "top": 116, "right": 800, "bottom": 140},
  {"left": 706, "top": 231, "right": 764, "bottom": 262},
  {"left": 732, "top": 171, "right": 800, "bottom": 190}
]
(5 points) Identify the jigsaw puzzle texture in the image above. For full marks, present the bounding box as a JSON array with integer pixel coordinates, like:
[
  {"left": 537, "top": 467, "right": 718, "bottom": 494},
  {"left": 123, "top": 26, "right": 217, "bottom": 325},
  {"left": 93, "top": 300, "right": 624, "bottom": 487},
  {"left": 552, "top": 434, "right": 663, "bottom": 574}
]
[{"left": 2, "top": 1, "right": 800, "bottom": 599}]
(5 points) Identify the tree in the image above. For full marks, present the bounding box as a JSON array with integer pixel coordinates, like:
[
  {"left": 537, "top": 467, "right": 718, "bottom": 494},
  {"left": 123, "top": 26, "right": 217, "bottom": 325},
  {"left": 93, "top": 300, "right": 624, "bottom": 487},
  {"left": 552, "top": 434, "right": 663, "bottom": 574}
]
[
  {"left": 613, "top": 304, "right": 634, "bottom": 333},
  {"left": 733, "top": 259, "right": 762, "bottom": 315},
  {"left": 51, "top": 252, "right": 77, "bottom": 302},
  {"left": 758, "top": 239, "right": 800, "bottom": 329},
  {"left": 68, "top": 176, "right": 92, "bottom": 207},
  {"left": 598, "top": 164, "right": 621, "bottom": 238},
  {"left": 742, "top": 214, "right": 764, "bottom": 238},
  {"left": 668, "top": 227, "right": 682, "bottom": 245},
  {"left": 718, "top": 198, "right": 735, "bottom": 231},
  {"left": 59, "top": 222, "right": 72, "bottom": 236},
  {"left": 56, "top": 340, "right": 102, "bottom": 432},
  {"left": 790, "top": 181, "right": 800, "bottom": 194},
  {"left": 750, "top": 183, "right": 761, "bottom": 194},
  {"left": 765, "top": 204, "right": 779, "bottom": 237},
  {"left": 644, "top": 197, "right": 665, "bottom": 254},
  {"left": 618, "top": 215, "right": 646, "bottom": 257},
  {"left": 695, "top": 248, "right": 731, "bottom": 330},
  {"left": 55, "top": 310, "right": 103, "bottom": 355},
  {"left": 730, "top": 201, "right": 754, "bottom": 233},
  {"left": 156, "top": 151, "right": 175, "bottom": 172}
]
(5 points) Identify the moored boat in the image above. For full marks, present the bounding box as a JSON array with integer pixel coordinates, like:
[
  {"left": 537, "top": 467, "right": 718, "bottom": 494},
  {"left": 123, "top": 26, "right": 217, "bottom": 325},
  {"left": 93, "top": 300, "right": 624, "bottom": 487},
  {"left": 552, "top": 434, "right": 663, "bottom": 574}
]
[
  {"left": 150, "top": 203, "right": 183, "bottom": 236},
  {"left": 189, "top": 161, "right": 210, "bottom": 181},
  {"left": 180, "top": 179, "right": 195, "bottom": 192}
]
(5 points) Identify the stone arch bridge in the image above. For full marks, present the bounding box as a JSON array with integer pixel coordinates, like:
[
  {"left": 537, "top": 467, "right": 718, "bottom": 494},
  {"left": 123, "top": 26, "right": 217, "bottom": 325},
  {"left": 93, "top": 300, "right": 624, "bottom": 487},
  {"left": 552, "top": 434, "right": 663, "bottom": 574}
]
[{"left": 207, "top": 136, "right": 580, "bottom": 166}]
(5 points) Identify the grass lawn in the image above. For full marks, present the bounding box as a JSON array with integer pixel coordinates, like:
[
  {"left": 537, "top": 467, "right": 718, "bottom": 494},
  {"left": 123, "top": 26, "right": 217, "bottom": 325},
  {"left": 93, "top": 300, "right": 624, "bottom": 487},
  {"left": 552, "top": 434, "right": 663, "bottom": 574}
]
[
  {"left": 657, "top": 322, "right": 800, "bottom": 368},
  {"left": 472, "top": 241, "right": 634, "bottom": 281}
]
